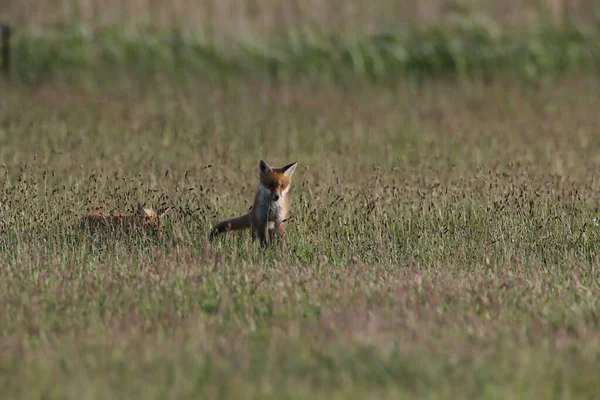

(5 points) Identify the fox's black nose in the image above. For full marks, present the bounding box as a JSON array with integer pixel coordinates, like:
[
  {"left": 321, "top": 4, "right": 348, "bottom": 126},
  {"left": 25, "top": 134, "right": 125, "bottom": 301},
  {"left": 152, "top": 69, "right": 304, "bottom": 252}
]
[{"left": 272, "top": 194, "right": 280, "bottom": 201}]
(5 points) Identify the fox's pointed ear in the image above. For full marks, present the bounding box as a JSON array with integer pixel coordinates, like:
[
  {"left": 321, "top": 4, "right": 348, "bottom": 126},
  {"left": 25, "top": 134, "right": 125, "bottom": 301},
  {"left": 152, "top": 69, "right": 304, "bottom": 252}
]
[
  {"left": 137, "top": 202, "right": 153, "bottom": 217},
  {"left": 282, "top": 162, "right": 298, "bottom": 177},
  {"left": 158, "top": 206, "right": 172, "bottom": 217},
  {"left": 136, "top": 202, "right": 145, "bottom": 215},
  {"left": 259, "top": 160, "right": 272, "bottom": 176}
]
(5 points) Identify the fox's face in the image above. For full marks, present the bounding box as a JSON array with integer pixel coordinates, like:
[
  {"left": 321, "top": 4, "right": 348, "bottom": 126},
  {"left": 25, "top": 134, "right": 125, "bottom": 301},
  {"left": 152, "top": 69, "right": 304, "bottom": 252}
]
[
  {"left": 134, "top": 202, "right": 173, "bottom": 230},
  {"left": 259, "top": 160, "right": 298, "bottom": 202},
  {"left": 137, "top": 203, "right": 162, "bottom": 228}
]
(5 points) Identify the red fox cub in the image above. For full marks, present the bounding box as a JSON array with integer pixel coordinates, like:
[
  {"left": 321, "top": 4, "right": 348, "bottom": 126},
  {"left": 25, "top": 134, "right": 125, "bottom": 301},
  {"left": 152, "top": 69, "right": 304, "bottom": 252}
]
[
  {"left": 82, "top": 202, "right": 171, "bottom": 236},
  {"left": 210, "top": 160, "right": 298, "bottom": 245}
]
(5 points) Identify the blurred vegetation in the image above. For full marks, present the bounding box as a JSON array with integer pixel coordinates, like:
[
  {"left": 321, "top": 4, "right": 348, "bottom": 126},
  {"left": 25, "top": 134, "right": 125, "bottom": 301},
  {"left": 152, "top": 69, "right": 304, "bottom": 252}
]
[
  {"left": 3, "top": 0, "right": 600, "bottom": 36},
  {"left": 3, "top": 20, "right": 600, "bottom": 83},
  {"left": 1, "top": 9, "right": 600, "bottom": 83}
]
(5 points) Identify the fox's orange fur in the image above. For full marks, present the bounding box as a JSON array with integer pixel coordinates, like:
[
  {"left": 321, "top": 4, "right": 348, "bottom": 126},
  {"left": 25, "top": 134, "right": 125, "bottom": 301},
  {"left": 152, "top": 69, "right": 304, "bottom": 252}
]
[
  {"left": 81, "top": 202, "right": 170, "bottom": 236},
  {"left": 209, "top": 160, "right": 298, "bottom": 246}
]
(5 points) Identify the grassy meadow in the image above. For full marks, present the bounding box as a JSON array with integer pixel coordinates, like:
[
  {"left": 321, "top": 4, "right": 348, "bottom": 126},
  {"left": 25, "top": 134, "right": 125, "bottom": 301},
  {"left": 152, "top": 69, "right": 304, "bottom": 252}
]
[
  {"left": 1, "top": 76, "right": 600, "bottom": 398},
  {"left": 2, "top": 1, "right": 600, "bottom": 399}
]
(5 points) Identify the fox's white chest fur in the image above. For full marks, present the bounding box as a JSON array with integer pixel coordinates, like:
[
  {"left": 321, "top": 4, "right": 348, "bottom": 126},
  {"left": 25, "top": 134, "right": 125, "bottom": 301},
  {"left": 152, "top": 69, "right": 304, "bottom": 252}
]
[{"left": 256, "top": 184, "right": 287, "bottom": 229}]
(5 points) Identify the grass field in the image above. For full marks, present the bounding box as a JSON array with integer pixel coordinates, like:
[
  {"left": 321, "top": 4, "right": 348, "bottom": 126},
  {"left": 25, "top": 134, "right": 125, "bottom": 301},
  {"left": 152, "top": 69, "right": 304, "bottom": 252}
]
[
  {"left": 0, "top": 75, "right": 599, "bottom": 398},
  {"left": 3, "top": 0, "right": 599, "bottom": 36}
]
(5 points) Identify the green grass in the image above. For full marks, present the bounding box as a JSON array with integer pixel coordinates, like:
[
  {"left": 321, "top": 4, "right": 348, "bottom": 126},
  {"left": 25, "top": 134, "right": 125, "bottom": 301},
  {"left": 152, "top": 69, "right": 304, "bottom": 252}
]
[
  {"left": 4, "top": 0, "right": 600, "bottom": 42},
  {"left": 4, "top": 17, "right": 600, "bottom": 84},
  {"left": 1, "top": 75, "right": 600, "bottom": 398}
]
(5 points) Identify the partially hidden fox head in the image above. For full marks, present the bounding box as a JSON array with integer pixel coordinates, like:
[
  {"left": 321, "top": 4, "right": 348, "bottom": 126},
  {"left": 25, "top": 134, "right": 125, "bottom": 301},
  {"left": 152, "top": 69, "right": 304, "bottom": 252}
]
[
  {"left": 135, "top": 202, "right": 172, "bottom": 229},
  {"left": 258, "top": 160, "right": 298, "bottom": 202}
]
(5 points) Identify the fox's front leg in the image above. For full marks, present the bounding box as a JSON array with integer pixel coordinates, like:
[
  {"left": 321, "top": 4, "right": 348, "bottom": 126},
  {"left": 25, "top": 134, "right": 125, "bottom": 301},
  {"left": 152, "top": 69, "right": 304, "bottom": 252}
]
[
  {"left": 267, "top": 222, "right": 285, "bottom": 244},
  {"left": 252, "top": 223, "right": 270, "bottom": 246}
]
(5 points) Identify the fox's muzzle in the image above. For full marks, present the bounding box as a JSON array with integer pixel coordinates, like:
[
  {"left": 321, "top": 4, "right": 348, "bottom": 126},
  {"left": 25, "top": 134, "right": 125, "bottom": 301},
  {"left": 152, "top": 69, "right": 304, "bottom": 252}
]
[{"left": 272, "top": 194, "right": 280, "bottom": 201}]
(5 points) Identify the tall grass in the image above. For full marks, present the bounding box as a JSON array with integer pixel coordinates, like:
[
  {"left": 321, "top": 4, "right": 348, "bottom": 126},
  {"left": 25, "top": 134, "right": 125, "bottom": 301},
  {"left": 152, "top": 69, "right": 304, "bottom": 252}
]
[
  {"left": 4, "top": 17, "right": 600, "bottom": 84},
  {"left": 2, "top": 0, "right": 600, "bottom": 37},
  {"left": 2, "top": 0, "right": 599, "bottom": 83}
]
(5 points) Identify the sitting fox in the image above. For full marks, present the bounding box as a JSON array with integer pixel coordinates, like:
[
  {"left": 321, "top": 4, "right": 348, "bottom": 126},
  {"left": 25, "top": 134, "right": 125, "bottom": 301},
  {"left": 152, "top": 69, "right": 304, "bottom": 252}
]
[
  {"left": 81, "top": 202, "right": 170, "bottom": 236},
  {"left": 209, "top": 160, "right": 298, "bottom": 245}
]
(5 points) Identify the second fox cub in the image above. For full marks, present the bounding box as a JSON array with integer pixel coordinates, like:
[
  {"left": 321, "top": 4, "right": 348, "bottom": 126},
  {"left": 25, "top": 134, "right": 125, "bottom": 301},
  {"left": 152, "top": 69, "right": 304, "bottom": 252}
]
[
  {"left": 210, "top": 160, "right": 298, "bottom": 245},
  {"left": 82, "top": 202, "right": 170, "bottom": 236}
]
